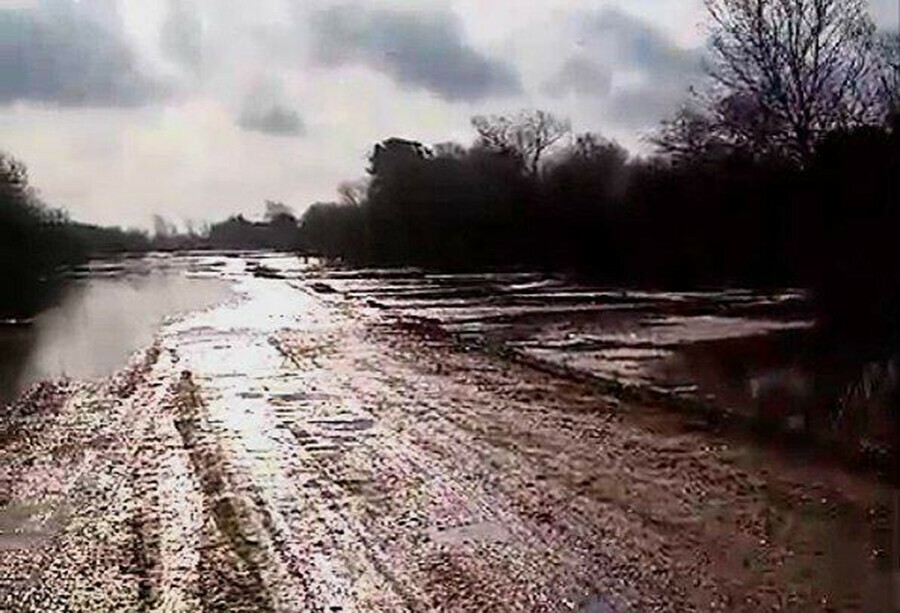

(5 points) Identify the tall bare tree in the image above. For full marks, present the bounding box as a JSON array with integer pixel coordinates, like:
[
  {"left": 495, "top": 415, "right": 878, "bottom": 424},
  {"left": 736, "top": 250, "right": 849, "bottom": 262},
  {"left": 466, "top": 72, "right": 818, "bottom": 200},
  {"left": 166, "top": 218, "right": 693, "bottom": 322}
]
[
  {"left": 471, "top": 110, "right": 571, "bottom": 177},
  {"left": 703, "top": 0, "right": 882, "bottom": 160}
]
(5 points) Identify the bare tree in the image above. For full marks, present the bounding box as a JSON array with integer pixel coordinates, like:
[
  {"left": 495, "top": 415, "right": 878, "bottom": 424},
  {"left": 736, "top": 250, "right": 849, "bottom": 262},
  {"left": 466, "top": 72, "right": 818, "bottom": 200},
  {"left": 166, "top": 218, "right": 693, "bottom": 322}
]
[
  {"left": 653, "top": 106, "right": 723, "bottom": 159},
  {"left": 471, "top": 110, "right": 571, "bottom": 177},
  {"left": 703, "top": 0, "right": 882, "bottom": 160},
  {"left": 875, "top": 30, "right": 900, "bottom": 117}
]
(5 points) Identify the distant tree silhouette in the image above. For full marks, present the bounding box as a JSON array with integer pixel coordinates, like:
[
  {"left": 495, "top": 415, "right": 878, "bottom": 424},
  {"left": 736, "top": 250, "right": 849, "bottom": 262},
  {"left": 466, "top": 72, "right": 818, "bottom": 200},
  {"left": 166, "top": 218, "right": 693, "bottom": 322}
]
[
  {"left": 67, "top": 223, "right": 151, "bottom": 253},
  {"left": 153, "top": 214, "right": 179, "bottom": 238},
  {"left": 0, "top": 154, "right": 86, "bottom": 316},
  {"left": 264, "top": 200, "right": 294, "bottom": 221},
  {"left": 298, "top": 202, "right": 363, "bottom": 258},
  {"left": 266, "top": 203, "right": 301, "bottom": 250},
  {"left": 359, "top": 135, "right": 532, "bottom": 266},
  {"left": 205, "top": 202, "right": 303, "bottom": 251}
]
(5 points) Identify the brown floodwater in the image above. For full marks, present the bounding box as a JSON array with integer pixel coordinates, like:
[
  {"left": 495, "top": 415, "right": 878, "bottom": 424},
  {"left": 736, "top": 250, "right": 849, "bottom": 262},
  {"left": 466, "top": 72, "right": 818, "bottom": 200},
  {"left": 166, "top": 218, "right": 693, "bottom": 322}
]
[{"left": 0, "top": 253, "right": 237, "bottom": 404}]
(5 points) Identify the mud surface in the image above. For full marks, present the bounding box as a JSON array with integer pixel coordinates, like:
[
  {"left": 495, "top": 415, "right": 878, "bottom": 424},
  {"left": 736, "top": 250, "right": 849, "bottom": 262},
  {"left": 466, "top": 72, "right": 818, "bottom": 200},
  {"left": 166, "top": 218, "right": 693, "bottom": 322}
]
[
  {"left": 312, "top": 269, "right": 894, "bottom": 461},
  {"left": 0, "top": 255, "right": 895, "bottom": 611}
]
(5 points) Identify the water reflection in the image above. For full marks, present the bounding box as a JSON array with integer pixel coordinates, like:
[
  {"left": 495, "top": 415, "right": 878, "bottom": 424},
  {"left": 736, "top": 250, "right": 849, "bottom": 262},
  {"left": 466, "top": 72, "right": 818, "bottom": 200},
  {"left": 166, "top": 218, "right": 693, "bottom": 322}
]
[{"left": 0, "top": 255, "right": 234, "bottom": 404}]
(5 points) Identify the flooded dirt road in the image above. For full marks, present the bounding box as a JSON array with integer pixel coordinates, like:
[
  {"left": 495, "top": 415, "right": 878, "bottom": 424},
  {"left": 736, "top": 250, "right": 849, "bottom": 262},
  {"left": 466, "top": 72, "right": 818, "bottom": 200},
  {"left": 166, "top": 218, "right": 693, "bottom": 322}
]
[{"left": 0, "top": 255, "right": 895, "bottom": 611}]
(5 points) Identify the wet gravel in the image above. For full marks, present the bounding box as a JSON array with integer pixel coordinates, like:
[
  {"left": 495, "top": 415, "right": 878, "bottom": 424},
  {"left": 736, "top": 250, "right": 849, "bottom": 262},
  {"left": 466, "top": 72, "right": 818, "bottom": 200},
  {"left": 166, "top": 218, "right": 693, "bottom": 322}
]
[{"left": 0, "top": 257, "right": 894, "bottom": 612}]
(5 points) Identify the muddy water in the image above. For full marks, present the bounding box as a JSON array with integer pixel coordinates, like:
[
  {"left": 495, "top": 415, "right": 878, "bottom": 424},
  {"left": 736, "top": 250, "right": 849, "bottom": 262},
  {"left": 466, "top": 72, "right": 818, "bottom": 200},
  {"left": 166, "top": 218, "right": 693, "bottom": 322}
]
[{"left": 0, "top": 253, "right": 237, "bottom": 404}]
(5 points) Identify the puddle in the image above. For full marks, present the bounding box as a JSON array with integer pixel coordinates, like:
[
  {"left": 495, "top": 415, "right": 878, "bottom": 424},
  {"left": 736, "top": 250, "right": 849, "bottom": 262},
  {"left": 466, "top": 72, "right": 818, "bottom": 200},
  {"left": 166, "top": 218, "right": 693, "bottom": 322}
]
[
  {"left": 427, "top": 521, "right": 511, "bottom": 545},
  {"left": 0, "top": 501, "right": 70, "bottom": 550},
  {"left": 580, "top": 594, "right": 618, "bottom": 613}
]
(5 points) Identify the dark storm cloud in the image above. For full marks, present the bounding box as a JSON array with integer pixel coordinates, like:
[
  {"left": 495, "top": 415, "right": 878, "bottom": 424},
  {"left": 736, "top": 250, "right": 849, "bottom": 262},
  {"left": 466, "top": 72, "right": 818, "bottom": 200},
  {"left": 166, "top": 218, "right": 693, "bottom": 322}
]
[
  {"left": 238, "top": 104, "right": 305, "bottom": 137},
  {"left": 0, "top": 5, "right": 163, "bottom": 107},
  {"left": 310, "top": 4, "right": 521, "bottom": 101}
]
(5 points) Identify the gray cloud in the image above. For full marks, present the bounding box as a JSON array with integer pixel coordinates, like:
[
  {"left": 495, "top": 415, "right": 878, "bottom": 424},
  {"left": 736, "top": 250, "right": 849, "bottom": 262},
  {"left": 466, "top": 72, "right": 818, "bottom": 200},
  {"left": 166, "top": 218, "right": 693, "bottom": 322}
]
[
  {"left": 591, "top": 9, "right": 703, "bottom": 127},
  {"left": 238, "top": 103, "right": 305, "bottom": 137},
  {"left": 543, "top": 56, "right": 612, "bottom": 97},
  {"left": 586, "top": 9, "right": 700, "bottom": 84},
  {"left": 870, "top": 0, "right": 898, "bottom": 29},
  {"left": 605, "top": 90, "right": 690, "bottom": 129},
  {"left": 161, "top": 0, "right": 204, "bottom": 71},
  {"left": 0, "top": 4, "right": 163, "bottom": 107},
  {"left": 310, "top": 4, "right": 521, "bottom": 101},
  {"left": 236, "top": 76, "right": 304, "bottom": 137},
  {"left": 546, "top": 8, "right": 702, "bottom": 128}
]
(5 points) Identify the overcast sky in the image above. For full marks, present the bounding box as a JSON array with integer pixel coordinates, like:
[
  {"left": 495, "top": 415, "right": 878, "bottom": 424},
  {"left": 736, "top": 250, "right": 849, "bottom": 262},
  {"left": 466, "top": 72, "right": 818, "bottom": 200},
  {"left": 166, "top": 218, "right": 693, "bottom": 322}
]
[{"left": 1, "top": 0, "right": 897, "bottom": 228}]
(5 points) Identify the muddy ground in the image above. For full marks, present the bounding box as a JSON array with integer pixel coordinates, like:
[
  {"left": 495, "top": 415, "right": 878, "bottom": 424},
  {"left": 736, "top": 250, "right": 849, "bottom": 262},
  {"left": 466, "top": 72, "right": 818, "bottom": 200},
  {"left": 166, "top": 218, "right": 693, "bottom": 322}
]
[{"left": 0, "top": 259, "right": 896, "bottom": 612}]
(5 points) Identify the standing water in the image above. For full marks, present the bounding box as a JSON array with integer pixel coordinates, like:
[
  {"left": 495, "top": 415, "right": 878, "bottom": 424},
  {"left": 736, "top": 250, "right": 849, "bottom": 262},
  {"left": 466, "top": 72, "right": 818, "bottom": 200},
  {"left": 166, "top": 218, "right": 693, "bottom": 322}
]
[{"left": 0, "top": 253, "right": 237, "bottom": 404}]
